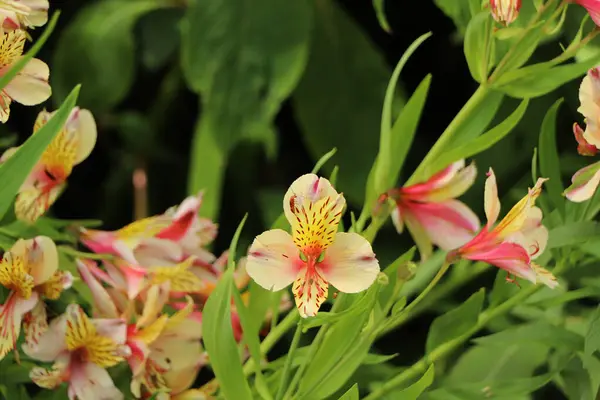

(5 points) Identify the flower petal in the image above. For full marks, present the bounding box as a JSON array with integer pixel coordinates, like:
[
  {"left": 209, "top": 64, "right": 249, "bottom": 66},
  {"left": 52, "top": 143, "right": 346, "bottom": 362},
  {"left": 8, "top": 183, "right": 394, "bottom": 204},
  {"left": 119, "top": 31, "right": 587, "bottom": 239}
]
[
  {"left": 419, "top": 162, "right": 477, "bottom": 202},
  {"left": 4, "top": 58, "right": 50, "bottom": 105},
  {"left": 27, "top": 235, "right": 58, "bottom": 285},
  {"left": 22, "top": 311, "right": 67, "bottom": 362},
  {"left": 531, "top": 263, "right": 558, "bottom": 289},
  {"left": 283, "top": 174, "right": 340, "bottom": 224},
  {"left": 494, "top": 177, "right": 547, "bottom": 239},
  {"left": 407, "top": 200, "right": 480, "bottom": 251},
  {"left": 391, "top": 206, "right": 404, "bottom": 233},
  {"left": 564, "top": 161, "right": 600, "bottom": 202},
  {"left": 68, "top": 362, "right": 124, "bottom": 400},
  {"left": 484, "top": 168, "right": 500, "bottom": 225},
  {"left": 292, "top": 268, "right": 328, "bottom": 318},
  {"left": 30, "top": 358, "right": 68, "bottom": 389},
  {"left": 246, "top": 229, "right": 301, "bottom": 291},
  {"left": 464, "top": 242, "right": 537, "bottom": 284},
  {"left": 23, "top": 301, "right": 48, "bottom": 350},
  {"left": 403, "top": 208, "right": 434, "bottom": 261},
  {"left": 76, "top": 259, "right": 118, "bottom": 319},
  {"left": 402, "top": 160, "right": 466, "bottom": 197},
  {"left": 70, "top": 108, "right": 97, "bottom": 164},
  {"left": 0, "top": 292, "right": 38, "bottom": 359},
  {"left": 319, "top": 232, "right": 379, "bottom": 293}
]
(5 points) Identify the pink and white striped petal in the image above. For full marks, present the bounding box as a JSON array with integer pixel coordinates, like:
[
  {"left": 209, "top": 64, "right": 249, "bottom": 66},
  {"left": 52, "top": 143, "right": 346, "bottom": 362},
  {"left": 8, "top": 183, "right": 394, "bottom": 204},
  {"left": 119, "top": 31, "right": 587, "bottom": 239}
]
[{"left": 564, "top": 161, "right": 600, "bottom": 202}]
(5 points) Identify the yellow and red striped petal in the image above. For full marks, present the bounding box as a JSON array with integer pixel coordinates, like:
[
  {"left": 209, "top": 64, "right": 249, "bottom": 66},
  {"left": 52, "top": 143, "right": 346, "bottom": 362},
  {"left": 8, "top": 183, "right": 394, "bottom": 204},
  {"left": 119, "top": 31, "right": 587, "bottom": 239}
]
[
  {"left": 292, "top": 268, "right": 329, "bottom": 318},
  {"left": 0, "top": 292, "right": 38, "bottom": 359}
]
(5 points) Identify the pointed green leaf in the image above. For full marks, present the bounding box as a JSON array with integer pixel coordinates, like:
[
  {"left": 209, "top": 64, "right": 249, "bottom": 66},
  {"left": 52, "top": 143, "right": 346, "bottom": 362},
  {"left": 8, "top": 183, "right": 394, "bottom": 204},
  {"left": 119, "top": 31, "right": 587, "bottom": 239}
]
[
  {"left": 426, "top": 289, "right": 485, "bottom": 353},
  {"left": 539, "top": 99, "right": 565, "bottom": 217}
]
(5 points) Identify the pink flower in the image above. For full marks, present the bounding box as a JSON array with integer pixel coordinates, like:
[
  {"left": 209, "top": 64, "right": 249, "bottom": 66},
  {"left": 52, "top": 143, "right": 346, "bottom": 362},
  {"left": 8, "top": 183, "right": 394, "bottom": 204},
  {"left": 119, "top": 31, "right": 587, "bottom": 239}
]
[
  {"left": 490, "top": 0, "right": 522, "bottom": 26},
  {"left": 379, "top": 160, "right": 479, "bottom": 260},
  {"left": 574, "top": 0, "right": 600, "bottom": 26},
  {"left": 447, "top": 169, "right": 557, "bottom": 288},
  {"left": 25, "top": 304, "right": 129, "bottom": 400},
  {"left": 80, "top": 192, "right": 217, "bottom": 268},
  {"left": 246, "top": 174, "right": 380, "bottom": 318}
]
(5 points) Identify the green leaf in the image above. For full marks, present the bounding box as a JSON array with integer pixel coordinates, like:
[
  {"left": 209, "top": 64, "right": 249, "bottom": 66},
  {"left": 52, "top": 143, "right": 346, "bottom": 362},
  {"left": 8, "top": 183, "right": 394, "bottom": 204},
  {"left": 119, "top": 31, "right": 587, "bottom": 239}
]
[
  {"left": 394, "top": 363, "right": 435, "bottom": 400},
  {"left": 181, "top": 0, "right": 310, "bottom": 148},
  {"left": 52, "top": 0, "right": 164, "bottom": 111},
  {"left": 293, "top": 0, "right": 402, "bottom": 204},
  {"left": 311, "top": 148, "right": 337, "bottom": 175},
  {"left": 0, "top": 12, "right": 59, "bottom": 92},
  {"left": 538, "top": 98, "right": 565, "bottom": 217},
  {"left": 338, "top": 384, "right": 359, "bottom": 400},
  {"left": 494, "top": 22, "right": 545, "bottom": 76},
  {"left": 363, "top": 74, "right": 432, "bottom": 220},
  {"left": 547, "top": 221, "right": 600, "bottom": 248},
  {"left": 138, "top": 8, "right": 182, "bottom": 71},
  {"left": 0, "top": 86, "right": 80, "bottom": 221},
  {"left": 202, "top": 215, "right": 253, "bottom": 400},
  {"left": 182, "top": 0, "right": 311, "bottom": 217},
  {"left": 585, "top": 306, "right": 600, "bottom": 359},
  {"left": 373, "top": 0, "right": 390, "bottom": 33},
  {"left": 426, "top": 288, "right": 485, "bottom": 353},
  {"left": 422, "top": 99, "right": 529, "bottom": 179},
  {"left": 474, "top": 322, "right": 584, "bottom": 352},
  {"left": 464, "top": 11, "right": 492, "bottom": 82},
  {"left": 363, "top": 353, "right": 398, "bottom": 365},
  {"left": 559, "top": 356, "right": 595, "bottom": 400},
  {"left": 374, "top": 32, "right": 431, "bottom": 197},
  {"left": 494, "top": 53, "right": 600, "bottom": 99},
  {"left": 433, "top": 0, "right": 480, "bottom": 35}
]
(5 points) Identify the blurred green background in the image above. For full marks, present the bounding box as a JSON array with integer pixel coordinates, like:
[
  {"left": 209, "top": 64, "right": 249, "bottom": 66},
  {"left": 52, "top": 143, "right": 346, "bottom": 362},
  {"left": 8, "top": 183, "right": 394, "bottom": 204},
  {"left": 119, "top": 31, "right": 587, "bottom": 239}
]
[{"left": 3, "top": 1, "right": 598, "bottom": 397}]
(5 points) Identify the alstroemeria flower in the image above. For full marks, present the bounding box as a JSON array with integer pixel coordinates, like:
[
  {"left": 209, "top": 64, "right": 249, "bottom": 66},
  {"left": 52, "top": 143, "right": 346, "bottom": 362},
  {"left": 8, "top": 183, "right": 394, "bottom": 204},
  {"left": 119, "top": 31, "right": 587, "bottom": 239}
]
[
  {"left": 575, "top": 67, "right": 600, "bottom": 148},
  {"left": 246, "top": 174, "right": 380, "bottom": 318},
  {"left": 1, "top": 107, "right": 97, "bottom": 222},
  {"left": 81, "top": 192, "right": 217, "bottom": 268},
  {"left": 0, "top": 0, "right": 48, "bottom": 30},
  {"left": 0, "top": 236, "right": 72, "bottom": 359},
  {"left": 25, "top": 304, "right": 129, "bottom": 400},
  {"left": 77, "top": 260, "right": 206, "bottom": 400},
  {"left": 0, "top": 29, "right": 50, "bottom": 122},
  {"left": 575, "top": 0, "right": 600, "bottom": 26},
  {"left": 447, "top": 169, "right": 557, "bottom": 288},
  {"left": 379, "top": 160, "right": 479, "bottom": 260},
  {"left": 490, "top": 0, "right": 521, "bottom": 26}
]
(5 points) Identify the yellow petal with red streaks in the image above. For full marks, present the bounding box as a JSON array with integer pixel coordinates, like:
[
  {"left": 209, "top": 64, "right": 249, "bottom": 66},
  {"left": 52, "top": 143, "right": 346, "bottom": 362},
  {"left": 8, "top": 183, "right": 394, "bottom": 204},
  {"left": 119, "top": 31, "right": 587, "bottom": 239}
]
[
  {"left": 494, "top": 177, "right": 547, "bottom": 239},
  {"left": 150, "top": 257, "right": 205, "bottom": 293},
  {"left": 65, "top": 303, "right": 97, "bottom": 350},
  {"left": 30, "top": 361, "right": 67, "bottom": 389},
  {"left": 0, "top": 29, "right": 25, "bottom": 67},
  {"left": 292, "top": 268, "right": 328, "bottom": 318},
  {"left": 23, "top": 301, "right": 48, "bottom": 350}
]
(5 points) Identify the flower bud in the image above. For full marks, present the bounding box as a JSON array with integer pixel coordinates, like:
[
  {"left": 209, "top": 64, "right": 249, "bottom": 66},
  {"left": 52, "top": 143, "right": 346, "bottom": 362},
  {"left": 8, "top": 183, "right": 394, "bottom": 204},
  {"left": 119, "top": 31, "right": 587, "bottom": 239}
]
[
  {"left": 397, "top": 261, "right": 417, "bottom": 282},
  {"left": 490, "top": 0, "right": 521, "bottom": 26}
]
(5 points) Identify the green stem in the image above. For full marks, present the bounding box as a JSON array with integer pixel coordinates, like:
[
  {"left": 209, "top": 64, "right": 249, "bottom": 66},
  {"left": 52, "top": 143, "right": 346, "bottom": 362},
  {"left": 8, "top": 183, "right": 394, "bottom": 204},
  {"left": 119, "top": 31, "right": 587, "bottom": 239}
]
[
  {"left": 284, "top": 296, "right": 346, "bottom": 399},
  {"left": 380, "top": 262, "right": 450, "bottom": 334},
  {"left": 243, "top": 310, "right": 300, "bottom": 376},
  {"left": 407, "top": 85, "right": 489, "bottom": 185},
  {"left": 275, "top": 322, "right": 304, "bottom": 400},
  {"left": 365, "top": 283, "right": 540, "bottom": 400}
]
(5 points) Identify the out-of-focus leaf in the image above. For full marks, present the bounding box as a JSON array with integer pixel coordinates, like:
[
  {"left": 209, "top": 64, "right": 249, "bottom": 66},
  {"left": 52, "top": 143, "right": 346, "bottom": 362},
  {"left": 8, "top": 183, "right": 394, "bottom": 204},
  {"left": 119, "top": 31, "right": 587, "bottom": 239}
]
[
  {"left": 52, "top": 0, "right": 164, "bottom": 111},
  {"left": 474, "top": 322, "right": 584, "bottom": 351},
  {"left": 0, "top": 86, "right": 79, "bottom": 221},
  {"left": 585, "top": 306, "right": 600, "bottom": 358},
  {"left": 422, "top": 99, "right": 529, "bottom": 179},
  {"left": 293, "top": 0, "right": 402, "bottom": 204},
  {"left": 433, "top": 0, "right": 481, "bottom": 35},
  {"left": 138, "top": 8, "right": 182, "bottom": 71},
  {"left": 426, "top": 289, "right": 485, "bottom": 353},
  {"left": 182, "top": 0, "right": 311, "bottom": 218},
  {"left": 338, "top": 384, "right": 359, "bottom": 400},
  {"left": 202, "top": 216, "right": 253, "bottom": 400},
  {"left": 464, "top": 11, "right": 492, "bottom": 82},
  {"left": 559, "top": 356, "right": 595, "bottom": 400},
  {"left": 548, "top": 221, "right": 600, "bottom": 248},
  {"left": 539, "top": 98, "right": 565, "bottom": 217},
  {"left": 373, "top": 0, "right": 390, "bottom": 33},
  {"left": 363, "top": 353, "right": 398, "bottom": 365}
]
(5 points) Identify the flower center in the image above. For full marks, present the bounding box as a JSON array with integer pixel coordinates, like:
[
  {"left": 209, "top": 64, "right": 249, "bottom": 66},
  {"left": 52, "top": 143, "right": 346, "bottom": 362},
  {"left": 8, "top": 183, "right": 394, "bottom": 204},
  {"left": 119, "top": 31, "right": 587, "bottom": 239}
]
[{"left": 0, "top": 253, "right": 34, "bottom": 299}]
